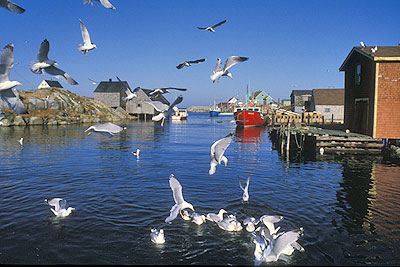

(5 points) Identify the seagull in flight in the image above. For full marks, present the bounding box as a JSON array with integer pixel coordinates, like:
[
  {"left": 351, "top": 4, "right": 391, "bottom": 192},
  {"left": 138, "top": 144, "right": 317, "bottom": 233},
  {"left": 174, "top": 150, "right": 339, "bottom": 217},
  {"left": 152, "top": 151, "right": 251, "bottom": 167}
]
[
  {"left": 85, "top": 122, "right": 126, "bottom": 137},
  {"left": 360, "top": 41, "right": 366, "bottom": 48},
  {"left": 165, "top": 174, "right": 194, "bottom": 223},
  {"left": 116, "top": 76, "right": 138, "bottom": 102},
  {"left": 0, "top": 43, "right": 26, "bottom": 114},
  {"left": 239, "top": 176, "right": 250, "bottom": 202},
  {"left": 30, "top": 39, "right": 78, "bottom": 85},
  {"left": 209, "top": 133, "right": 233, "bottom": 175},
  {"left": 78, "top": 20, "right": 97, "bottom": 55},
  {"left": 149, "top": 87, "right": 187, "bottom": 97},
  {"left": 88, "top": 78, "right": 98, "bottom": 85},
  {"left": 0, "top": 0, "right": 25, "bottom": 14},
  {"left": 83, "top": 0, "right": 115, "bottom": 9},
  {"left": 210, "top": 56, "right": 248, "bottom": 83},
  {"left": 176, "top": 58, "right": 206, "bottom": 69},
  {"left": 197, "top": 20, "right": 227, "bottom": 32},
  {"left": 144, "top": 95, "right": 183, "bottom": 126}
]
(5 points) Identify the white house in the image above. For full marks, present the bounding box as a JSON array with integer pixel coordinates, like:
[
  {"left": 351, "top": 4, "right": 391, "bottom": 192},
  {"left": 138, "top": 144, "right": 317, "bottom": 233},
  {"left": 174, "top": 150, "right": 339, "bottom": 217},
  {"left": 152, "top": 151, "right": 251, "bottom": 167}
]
[{"left": 38, "top": 80, "right": 63, "bottom": 89}]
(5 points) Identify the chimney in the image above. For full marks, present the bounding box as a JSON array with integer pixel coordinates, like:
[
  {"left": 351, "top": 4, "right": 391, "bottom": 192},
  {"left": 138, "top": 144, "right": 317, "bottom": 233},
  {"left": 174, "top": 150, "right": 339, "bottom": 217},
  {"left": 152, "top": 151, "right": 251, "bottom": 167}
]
[{"left": 109, "top": 78, "right": 112, "bottom": 82}]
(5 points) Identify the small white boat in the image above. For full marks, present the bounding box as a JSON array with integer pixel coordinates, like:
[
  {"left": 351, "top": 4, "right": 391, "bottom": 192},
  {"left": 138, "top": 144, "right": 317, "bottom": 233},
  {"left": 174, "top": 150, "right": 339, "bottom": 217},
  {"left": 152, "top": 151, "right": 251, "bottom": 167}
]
[{"left": 172, "top": 109, "right": 188, "bottom": 120}]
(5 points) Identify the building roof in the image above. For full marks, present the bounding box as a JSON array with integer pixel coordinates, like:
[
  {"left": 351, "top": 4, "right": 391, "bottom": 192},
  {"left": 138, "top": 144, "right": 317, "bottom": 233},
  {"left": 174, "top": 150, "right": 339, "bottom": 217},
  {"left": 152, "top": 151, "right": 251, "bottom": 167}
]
[
  {"left": 43, "top": 80, "right": 63, "bottom": 88},
  {"left": 340, "top": 46, "right": 400, "bottom": 71},
  {"left": 94, "top": 80, "right": 130, "bottom": 93},
  {"left": 312, "top": 89, "right": 344, "bottom": 105},
  {"left": 290, "top": 90, "right": 313, "bottom": 96}
]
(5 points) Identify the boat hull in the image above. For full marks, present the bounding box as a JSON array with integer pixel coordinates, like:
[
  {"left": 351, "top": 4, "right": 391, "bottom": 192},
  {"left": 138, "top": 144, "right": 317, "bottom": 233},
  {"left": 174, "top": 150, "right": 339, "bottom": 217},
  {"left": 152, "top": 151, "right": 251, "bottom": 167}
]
[
  {"left": 218, "top": 112, "right": 234, "bottom": 117},
  {"left": 209, "top": 110, "right": 220, "bottom": 117},
  {"left": 234, "top": 110, "right": 267, "bottom": 127},
  {"left": 172, "top": 115, "right": 187, "bottom": 120}
]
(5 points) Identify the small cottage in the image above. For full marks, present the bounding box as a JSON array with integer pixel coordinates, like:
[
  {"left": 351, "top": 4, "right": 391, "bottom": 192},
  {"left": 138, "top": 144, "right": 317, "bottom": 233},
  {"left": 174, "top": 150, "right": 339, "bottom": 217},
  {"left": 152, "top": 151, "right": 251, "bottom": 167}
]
[
  {"left": 94, "top": 78, "right": 128, "bottom": 108},
  {"left": 253, "top": 90, "right": 273, "bottom": 105},
  {"left": 310, "top": 89, "right": 344, "bottom": 123},
  {"left": 290, "top": 90, "right": 313, "bottom": 113},
  {"left": 38, "top": 80, "right": 63, "bottom": 89},
  {"left": 339, "top": 45, "right": 400, "bottom": 138}
]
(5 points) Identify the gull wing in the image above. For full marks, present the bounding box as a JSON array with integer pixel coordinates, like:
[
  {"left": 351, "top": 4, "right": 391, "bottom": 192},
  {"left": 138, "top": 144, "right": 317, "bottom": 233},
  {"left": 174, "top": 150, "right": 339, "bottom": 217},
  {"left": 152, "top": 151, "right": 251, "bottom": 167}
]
[
  {"left": 37, "top": 39, "right": 50, "bottom": 62},
  {"left": 245, "top": 177, "right": 250, "bottom": 190},
  {"left": 143, "top": 100, "right": 168, "bottom": 112},
  {"left": 187, "top": 58, "right": 206, "bottom": 64},
  {"left": 44, "top": 65, "right": 78, "bottom": 85},
  {"left": 0, "top": 89, "right": 26, "bottom": 114},
  {"left": 165, "top": 203, "right": 180, "bottom": 223},
  {"left": 167, "top": 95, "right": 183, "bottom": 112},
  {"left": 59, "top": 199, "right": 67, "bottom": 210},
  {"left": 163, "top": 87, "right": 187, "bottom": 92},
  {"left": 47, "top": 198, "right": 63, "bottom": 211},
  {"left": 148, "top": 88, "right": 163, "bottom": 96},
  {"left": 99, "top": 0, "right": 116, "bottom": 9},
  {"left": 211, "top": 133, "right": 233, "bottom": 163},
  {"left": 213, "top": 58, "right": 223, "bottom": 73},
  {"left": 0, "top": 43, "right": 14, "bottom": 83},
  {"left": 88, "top": 78, "right": 97, "bottom": 85},
  {"left": 92, "top": 122, "right": 123, "bottom": 134},
  {"left": 239, "top": 181, "right": 245, "bottom": 191},
  {"left": 1, "top": 0, "right": 25, "bottom": 14},
  {"left": 272, "top": 228, "right": 303, "bottom": 258},
  {"left": 116, "top": 76, "right": 132, "bottom": 95},
  {"left": 223, "top": 56, "right": 248, "bottom": 71},
  {"left": 176, "top": 62, "right": 185, "bottom": 69},
  {"left": 79, "top": 20, "right": 91, "bottom": 45},
  {"left": 197, "top": 26, "right": 207, "bottom": 30},
  {"left": 211, "top": 19, "right": 227, "bottom": 29},
  {"left": 169, "top": 174, "right": 184, "bottom": 204}
]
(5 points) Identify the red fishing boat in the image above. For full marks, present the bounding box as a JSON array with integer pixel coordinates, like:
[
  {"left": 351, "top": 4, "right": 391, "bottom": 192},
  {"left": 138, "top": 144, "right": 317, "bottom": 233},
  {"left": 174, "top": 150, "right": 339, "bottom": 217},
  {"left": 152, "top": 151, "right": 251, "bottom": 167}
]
[{"left": 234, "top": 86, "right": 267, "bottom": 127}]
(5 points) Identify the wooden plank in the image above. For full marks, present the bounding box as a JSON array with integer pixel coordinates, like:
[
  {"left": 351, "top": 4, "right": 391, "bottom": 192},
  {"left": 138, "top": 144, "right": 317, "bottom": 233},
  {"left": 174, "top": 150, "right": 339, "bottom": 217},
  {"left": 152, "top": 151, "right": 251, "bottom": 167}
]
[
  {"left": 316, "top": 142, "right": 383, "bottom": 148},
  {"left": 321, "top": 147, "right": 381, "bottom": 153},
  {"left": 316, "top": 136, "right": 382, "bottom": 142}
]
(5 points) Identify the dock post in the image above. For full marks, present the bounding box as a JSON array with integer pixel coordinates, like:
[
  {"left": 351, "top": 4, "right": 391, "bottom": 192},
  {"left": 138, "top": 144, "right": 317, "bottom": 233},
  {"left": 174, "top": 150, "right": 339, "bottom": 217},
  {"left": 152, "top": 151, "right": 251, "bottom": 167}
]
[{"left": 286, "top": 122, "right": 290, "bottom": 157}]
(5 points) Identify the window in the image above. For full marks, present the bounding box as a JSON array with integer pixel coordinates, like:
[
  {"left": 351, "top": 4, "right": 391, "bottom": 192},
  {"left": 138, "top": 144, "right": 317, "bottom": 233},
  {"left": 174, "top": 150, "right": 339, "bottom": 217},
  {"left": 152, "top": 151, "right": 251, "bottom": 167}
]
[
  {"left": 325, "top": 108, "right": 330, "bottom": 112},
  {"left": 355, "top": 64, "right": 361, "bottom": 85}
]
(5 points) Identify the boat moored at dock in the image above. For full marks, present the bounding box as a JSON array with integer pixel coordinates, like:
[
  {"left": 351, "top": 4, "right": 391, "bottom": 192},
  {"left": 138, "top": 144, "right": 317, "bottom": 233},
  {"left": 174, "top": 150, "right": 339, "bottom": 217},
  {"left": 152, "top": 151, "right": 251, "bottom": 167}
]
[{"left": 172, "top": 109, "right": 188, "bottom": 120}]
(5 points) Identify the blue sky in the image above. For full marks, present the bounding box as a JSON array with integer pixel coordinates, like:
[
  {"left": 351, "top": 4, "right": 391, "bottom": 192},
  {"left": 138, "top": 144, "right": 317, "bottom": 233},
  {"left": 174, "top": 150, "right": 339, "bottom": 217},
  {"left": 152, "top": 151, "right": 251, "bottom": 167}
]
[{"left": 2, "top": 0, "right": 400, "bottom": 107}]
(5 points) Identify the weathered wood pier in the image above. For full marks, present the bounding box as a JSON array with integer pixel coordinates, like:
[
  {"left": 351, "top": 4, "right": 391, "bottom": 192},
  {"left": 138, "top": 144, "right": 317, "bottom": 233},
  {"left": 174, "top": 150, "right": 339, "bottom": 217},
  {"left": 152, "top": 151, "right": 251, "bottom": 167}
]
[{"left": 268, "top": 123, "right": 383, "bottom": 157}]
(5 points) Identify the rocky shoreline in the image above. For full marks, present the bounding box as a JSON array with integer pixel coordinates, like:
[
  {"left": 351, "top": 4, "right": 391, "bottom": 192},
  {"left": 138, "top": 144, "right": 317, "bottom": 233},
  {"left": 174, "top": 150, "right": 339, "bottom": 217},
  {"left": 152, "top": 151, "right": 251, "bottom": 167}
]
[{"left": 0, "top": 88, "right": 135, "bottom": 127}]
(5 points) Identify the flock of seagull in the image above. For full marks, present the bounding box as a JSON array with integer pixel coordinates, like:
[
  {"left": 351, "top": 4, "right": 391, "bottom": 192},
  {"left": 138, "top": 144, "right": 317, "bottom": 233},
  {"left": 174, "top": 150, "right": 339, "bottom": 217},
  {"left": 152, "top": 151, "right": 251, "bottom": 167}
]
[{"left": 3, "top": 1, "right": 303, "bottom": 264}]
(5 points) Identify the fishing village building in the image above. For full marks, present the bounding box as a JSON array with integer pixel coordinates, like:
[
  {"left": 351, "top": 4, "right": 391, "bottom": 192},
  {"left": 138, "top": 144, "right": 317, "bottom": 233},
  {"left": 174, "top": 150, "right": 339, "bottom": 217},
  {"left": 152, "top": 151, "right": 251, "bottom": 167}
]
[
  {"left": 290, "top": 90, "right": 313, "bottom": 113},
  {"left": 340, "top": 46, "right": 400, "bottom": 139},
  {"left": 94, "top": 78, "right": 128, "bottom": 109},
  {"left": 125, "top": 88, "right": 170, "bottom": 120},
  {"left": 309, "top": 88, "right": 344, "bottom": 123},
  {"left": 38, "top": 80, "right": 63, "bottom": 89}
]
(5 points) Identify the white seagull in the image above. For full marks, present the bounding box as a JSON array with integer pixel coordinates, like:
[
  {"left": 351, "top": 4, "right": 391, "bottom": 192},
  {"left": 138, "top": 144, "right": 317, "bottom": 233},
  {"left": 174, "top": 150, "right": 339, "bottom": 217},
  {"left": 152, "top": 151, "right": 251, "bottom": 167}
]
[
  {"left": 263, "top": 228, "right": 305, "bottom": 263},
  {"left": 206, "top": 209, "right": 227, "bottom": 222},
  {"left": 30, "top": 39, "right": 78, "bottom": 85},
  {"left": 45, "top": 198, "right": 75, "bottom": 217},
  {"left": 243, "top": 217, "right": 259, "bottom": 232},
  {"left": 191, "top": 212, "right": 206, "bottom": 225},
  {"left": 260, "top": 215, "right": 283, "bottom": 236},
  {"left": 88, "top": 78, "right": 98, "bottom": 85},
  {"left": 144, "top": 95, "right": 183, "bottom": 126},
  {"left": 85, "top": 122, "right": 126, "bottom": 137},
  {"left": 216, "top": 216, "right": 243, "bottom": 231},
  {"left": 131, "top": 148, "right": 140, "bottom": 159},
  {"left": 209, "top": 133, "right": 233, "bottom": 175},
  {"left": 210, "top": 56, "right": 248, "bottom": 83},
  {"left": 239, "top": 176, "right": 250, "bottom": 202},
  {"left": 360, "top": 41, "right": 366, "bottom": 48},
  {"left": 165, "top": 174, "right": 194, "bottom": 223},
  {"left": 83, "top": 0, "right": 115, "bottom": 9},
  {"left": 371, "top": 46, "right": 378, "bottom": 54},
  {"left": 78, "top": 20, "right": 97, "bottom": 55},
  {"left": 150, "top": 228, "right": 165, "bottom": 244},
  {"left": 0, "top": 0, "right": 25, "bottom": 14},
  {"left": 149, "top": 87, "right": 187, "bottom": 96},
  {"left": 197, "top": 20, "right": 227, "bottom": 32},
  {"left": 176, "top": 58, "right": 206, "bottom": 69},
  {"left": 116, "top": 76, "right": 138, "bottom": 102},
  {"left": 18, "top": 137, "right": 23, "bottom": 145},
  {"left": 0, "top": 43, "right": 26, "bottom": 114}
]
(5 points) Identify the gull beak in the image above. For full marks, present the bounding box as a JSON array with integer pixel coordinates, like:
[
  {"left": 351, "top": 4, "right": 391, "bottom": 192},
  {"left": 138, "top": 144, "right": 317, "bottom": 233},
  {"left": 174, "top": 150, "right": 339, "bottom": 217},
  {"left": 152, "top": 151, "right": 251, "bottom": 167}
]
[
  {"left": 18, "top": 82, "right": 22, "bottom": 85},
  {"left": 225, "top": 162, "right": 227, "bottom": 167},
  {"left": 72, "top": 208, "right": 76, "bottom": 210},
  {"left": 190, "top": 207, "right": 195, "bottom": 211},
  {"left": 55, "top": 63, "right": 58, "bottom": 66}
]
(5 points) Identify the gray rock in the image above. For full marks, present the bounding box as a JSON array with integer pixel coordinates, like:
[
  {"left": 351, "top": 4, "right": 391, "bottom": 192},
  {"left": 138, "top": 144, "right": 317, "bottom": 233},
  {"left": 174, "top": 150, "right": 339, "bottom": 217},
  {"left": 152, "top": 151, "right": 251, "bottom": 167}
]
[
  {"left": 14, "top": 116, "right": 26, "bottom": 126},
  {"left": 29, "top": 116, "right": 44, "bottom": 125}
]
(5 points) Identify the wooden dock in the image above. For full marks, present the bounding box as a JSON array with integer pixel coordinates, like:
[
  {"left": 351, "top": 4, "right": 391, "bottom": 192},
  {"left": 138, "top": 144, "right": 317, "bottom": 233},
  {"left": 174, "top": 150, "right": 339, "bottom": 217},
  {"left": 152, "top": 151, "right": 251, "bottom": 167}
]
[{"left": 268, "top": 124, "right": 383, "bottom": 156}]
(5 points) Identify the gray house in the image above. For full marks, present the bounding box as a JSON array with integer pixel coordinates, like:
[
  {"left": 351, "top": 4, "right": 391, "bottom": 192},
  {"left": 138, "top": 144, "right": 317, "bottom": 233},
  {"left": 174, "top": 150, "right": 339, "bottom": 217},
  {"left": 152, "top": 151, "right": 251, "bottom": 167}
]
[
  {"left": 126, "top": 88, "right": 170, "bottom": 120},
  {"left": 94, "top": 79, "right": 128, "bottom": 108},
  {"left": 310, "top": 89, "right": 344, "bottom": 122},
  {"left": 290, "top": 90, "right": 313, "bottom": 113}
]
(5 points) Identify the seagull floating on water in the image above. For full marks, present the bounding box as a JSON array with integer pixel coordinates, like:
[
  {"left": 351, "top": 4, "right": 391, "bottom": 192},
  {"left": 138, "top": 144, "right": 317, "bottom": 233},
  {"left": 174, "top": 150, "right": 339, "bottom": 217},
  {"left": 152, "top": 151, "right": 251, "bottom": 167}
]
[
  {"left": 210, "top": 56, "right": 248, "bottom": 83},
  {"left": 131, "top": 148, "right": 140, "bottom": 159},
  {"left": 78, "top": 20, "right": 97, "bottom": 55},
  {"left": 165, "top": 174, "right": 194, "bottom": 223},
  {"left": 197, "top": 20, "right": 227, "bottom": 32},
  {"left": 239, "top": 176, "right": 250, "bottom": 202},
  {"left": 30, "top": 39, "right": 78, "bottom": 85},
  {"left": 45, "top": 198, "right": 75, "bottom": 217},
  {"left": 176, "top": 58, "right": 206, "bottom": 69},
  {"left": 191, "top": 212, "right": 206, "bottom": 225},
  {"left": 206, "top": 209, "right": 227, "bottom": 222},
  {"left": 85, "top": 122, "right": 126, "bottom": 137},
  {"left": 18, "top": 137, "right": 23, "bottom": 145},
  {"left": 209, "top": 133, "right": 233, "bottom": 175},
  {"left": 0, "top": 43, "right": 26, "bottom": 114},
  {"left": 216, "top": 216, "right": 243, "bottom": 231},
  {"left": 83, "top": 0, "right": 115, "bottom": 9},
  {"left": 243, "top": 217, "right": 259, "bottom": 232},
  {"left": 0, "top": 0, "right": 25, "bottom": 14},
  {"left": 150, "top": 228, "right": 165, "bottom": 244}
]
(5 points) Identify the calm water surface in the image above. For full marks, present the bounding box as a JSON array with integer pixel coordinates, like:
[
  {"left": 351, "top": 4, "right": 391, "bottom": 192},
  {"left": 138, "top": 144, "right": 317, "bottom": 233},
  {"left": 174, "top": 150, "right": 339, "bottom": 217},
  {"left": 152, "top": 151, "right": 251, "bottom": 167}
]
[{"left": 0, "top": 113, "right": 399, "bottom": 265}]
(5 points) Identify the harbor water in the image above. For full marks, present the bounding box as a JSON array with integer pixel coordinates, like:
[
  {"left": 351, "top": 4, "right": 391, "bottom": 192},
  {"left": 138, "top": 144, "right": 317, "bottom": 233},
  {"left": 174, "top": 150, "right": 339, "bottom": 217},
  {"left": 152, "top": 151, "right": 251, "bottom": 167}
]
[{"left": 0, "top": 113, "right": 399, "bottom": 265}]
